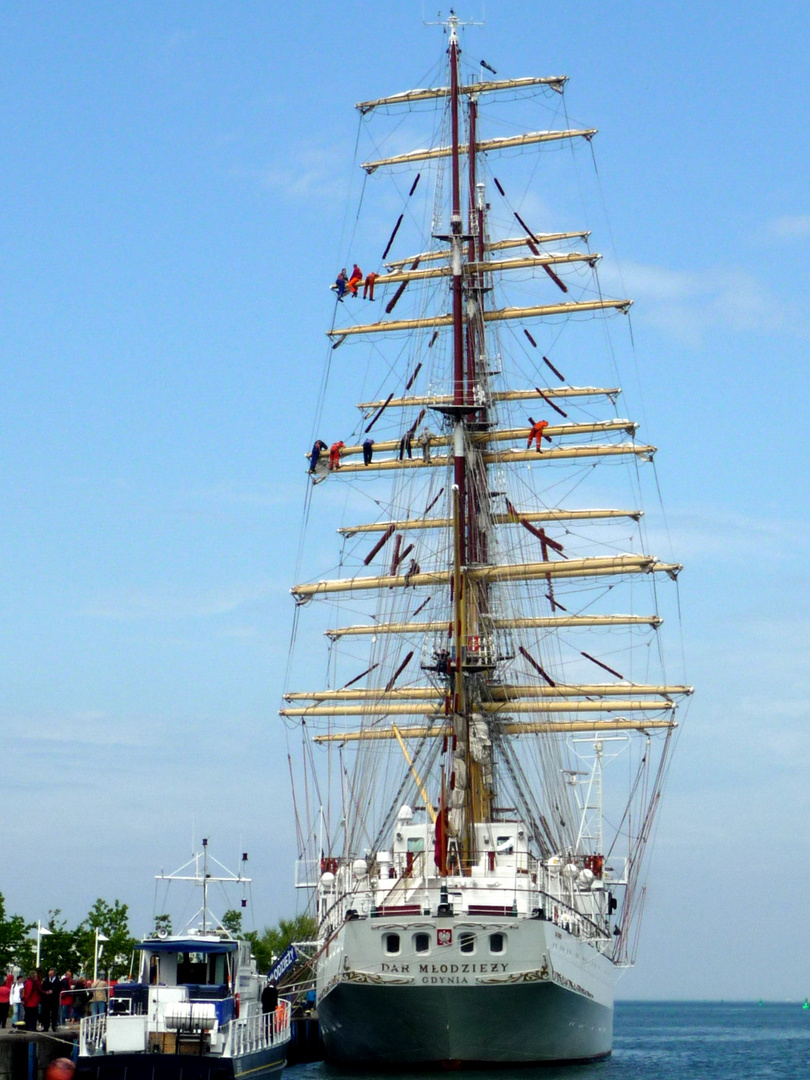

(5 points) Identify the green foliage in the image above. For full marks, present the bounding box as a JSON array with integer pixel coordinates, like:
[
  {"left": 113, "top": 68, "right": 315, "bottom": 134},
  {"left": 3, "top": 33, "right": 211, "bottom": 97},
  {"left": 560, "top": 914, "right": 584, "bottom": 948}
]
[
  {"left": 74, "top": 899, "right": 136, "bottom": 978},
  {"left": 0, "top": 893, "right": 33, "bottom": 972},
  {"left": 1, "top": 896, "right": 315, "bottom": 981},
  {"left": 39, "top": 910, "right": 80, "bottom": 976},
  {"left": 221, "top": 909, "right": 243, "bottom": 937},
  {"left": 153, "top": 914, "right": 172, "bottom": 936},
  {"left": 246, "top": 914, "right": 318, "bottom": 973}
]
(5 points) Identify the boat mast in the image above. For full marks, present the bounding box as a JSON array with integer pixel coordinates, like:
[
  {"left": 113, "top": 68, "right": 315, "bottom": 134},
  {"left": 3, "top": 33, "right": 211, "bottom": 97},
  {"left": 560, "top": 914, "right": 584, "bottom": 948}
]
[
  {"left": 446, "top": 14, "right": 494, "bottom": 870},
  {"left": 449, "top": 14, "right": 466, "bottom": 524},
  {"left": 202, "top": 837, "right": 209, "bottom": 933},
  {"left": 155, "top": 841, "right": 251, "bottom": 936}
]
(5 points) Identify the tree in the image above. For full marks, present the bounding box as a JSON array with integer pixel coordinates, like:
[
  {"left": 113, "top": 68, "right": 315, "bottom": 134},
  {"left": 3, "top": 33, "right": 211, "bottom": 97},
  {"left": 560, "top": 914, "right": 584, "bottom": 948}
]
[
  {"left": 221, "top": 909, "right": 243, "bottom": 937},
  {"left": 246, "top": 914, "right": 318, "bottom": 973},
  {"left": 75, "top": 899, "right": 136, "bottom": 979},
  {"left": 39, "top": 910, "right": 80, "bottom": 976},
  {"left": 153, "top": 914, "right": 172, "bottom": 936},
  {"left": 0, "top": 893, "right": 33, "bottom": 972}
]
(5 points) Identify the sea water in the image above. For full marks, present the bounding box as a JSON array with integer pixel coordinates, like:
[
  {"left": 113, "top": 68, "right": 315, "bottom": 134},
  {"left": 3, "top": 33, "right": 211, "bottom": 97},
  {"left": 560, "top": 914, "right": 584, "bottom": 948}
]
[
  {"left": 608, "top": 1001, "right": 810, "bottom": 1079},
  {"left": 286, "top": 1001, "right": 810, "bottom": 1079}
]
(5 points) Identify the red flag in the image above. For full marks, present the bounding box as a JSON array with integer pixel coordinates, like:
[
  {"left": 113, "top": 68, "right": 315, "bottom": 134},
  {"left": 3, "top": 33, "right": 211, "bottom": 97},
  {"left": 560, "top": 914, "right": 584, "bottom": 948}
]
[{"left": 434, "top": 771, "right": 448, "bottom": 875}]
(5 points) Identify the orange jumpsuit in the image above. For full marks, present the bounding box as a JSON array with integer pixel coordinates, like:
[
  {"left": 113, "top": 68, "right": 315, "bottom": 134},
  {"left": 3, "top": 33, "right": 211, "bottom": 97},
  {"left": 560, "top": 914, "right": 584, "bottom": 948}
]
[
  {"left": 329, "top": 441, "right": 345, "bottom": 469},
  {"left": 527, "top": 419, "right": 549, "bottom": 451},
  {"left": 347, "top": 264, "right": 363, "bottom": 296}
]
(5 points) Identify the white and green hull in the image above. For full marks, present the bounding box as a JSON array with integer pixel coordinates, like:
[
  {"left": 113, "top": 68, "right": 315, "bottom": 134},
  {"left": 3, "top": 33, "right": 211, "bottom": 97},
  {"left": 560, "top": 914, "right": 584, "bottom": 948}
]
[{"left": 317, "top": 914, "right": 614, "bottom": 1065}]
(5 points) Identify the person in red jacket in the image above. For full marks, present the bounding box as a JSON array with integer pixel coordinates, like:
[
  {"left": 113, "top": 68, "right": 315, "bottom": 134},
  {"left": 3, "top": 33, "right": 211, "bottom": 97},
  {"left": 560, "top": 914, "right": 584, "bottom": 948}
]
[
  {"left": 22, "top": 970, "right": 42, "bottom": 1031},
  {"left": 347, "top": 264, "right": 363, "bottom": 297},
  {"left": 60, "top": 971, "right": 74, "bottom": 1025},
  {"left": 0, "top": 973, "right": 11, "bottom": 1028}
]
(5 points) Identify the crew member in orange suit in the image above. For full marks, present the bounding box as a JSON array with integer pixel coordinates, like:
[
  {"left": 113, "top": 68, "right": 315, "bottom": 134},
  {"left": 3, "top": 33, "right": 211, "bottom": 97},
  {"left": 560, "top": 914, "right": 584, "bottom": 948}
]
[
  {"left": 347, "top": 264, "right": 363, "bottom": 297},
  {"left": 527, "top": 417, "right": 549, "bottom": 453},
  {"left": 329, "top": 441, "right": 345, "bottom": 470},
  {"left": 363, "top": 271, "right": 378, "bottom": 300}
]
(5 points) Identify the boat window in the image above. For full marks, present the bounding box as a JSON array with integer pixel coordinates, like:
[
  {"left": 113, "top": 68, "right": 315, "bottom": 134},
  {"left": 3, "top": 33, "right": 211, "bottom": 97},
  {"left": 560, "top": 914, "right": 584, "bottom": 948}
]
[
  {"left": 383, "top": 933, "right": 400, "bottom": 955},
  {"left": 489, "top": 933, "right": 506, "bottom": 954},
  {"left": 177, "top": 952, "right": 207, "bottom": 984},
  {"left": 407, "top": 837, "right": 425, "bottom": 853},
  {"left": 413, "top": 933, "right": 430, "bottom": 954},
  {"left": 459, "top": 932, "right": 475, "bottom": 954},
  {"left": 213, "top": 953, "right": 226, "bottom": 983}
]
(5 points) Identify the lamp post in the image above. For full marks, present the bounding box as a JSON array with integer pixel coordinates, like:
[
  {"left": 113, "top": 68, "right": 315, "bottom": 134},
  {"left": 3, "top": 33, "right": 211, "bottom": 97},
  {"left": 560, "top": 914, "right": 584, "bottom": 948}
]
[
  {"left": 93, "top": 930, "right": 109, "bottom": 983},
  {"left": 35, "top": 922, "right": 52, "bottom": 968}
]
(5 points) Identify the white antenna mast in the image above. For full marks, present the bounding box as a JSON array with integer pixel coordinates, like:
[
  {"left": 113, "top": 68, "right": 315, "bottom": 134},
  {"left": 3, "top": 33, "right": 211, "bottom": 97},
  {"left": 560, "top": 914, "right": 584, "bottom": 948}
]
[{"left": 155, "top": 839, "right": 251, "bottom": 935}]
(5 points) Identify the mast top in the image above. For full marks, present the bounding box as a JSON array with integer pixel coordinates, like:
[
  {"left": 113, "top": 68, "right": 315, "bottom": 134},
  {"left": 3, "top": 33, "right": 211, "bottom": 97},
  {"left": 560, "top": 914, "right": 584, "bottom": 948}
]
[{"left": 423, "top": 9, "right": 483, "bottom": 43}]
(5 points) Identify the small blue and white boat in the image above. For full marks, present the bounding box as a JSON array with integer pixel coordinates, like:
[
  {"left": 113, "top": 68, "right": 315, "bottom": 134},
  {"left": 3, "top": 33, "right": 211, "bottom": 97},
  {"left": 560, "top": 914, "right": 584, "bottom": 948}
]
[{"left": 78, "top": 843, "right": 290, "bottom": 1080}]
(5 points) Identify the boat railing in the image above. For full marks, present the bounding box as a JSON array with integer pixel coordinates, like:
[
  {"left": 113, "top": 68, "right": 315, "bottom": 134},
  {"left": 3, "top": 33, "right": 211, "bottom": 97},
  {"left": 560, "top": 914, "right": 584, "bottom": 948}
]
[
  {"left": 224, "top": 1000, "right": 290, "bottom": 1056},
  {"left": 535, "top": 889, "right": 610, "bottom": 942},
  {"left": 420, "top": 633, "right": 505, "bottom": 672},
  {"left": 295, "top": 857, "right": 320, "bottom": 889},
  {"left": 109, "top": 997, "right": 146, "bottom": 1016},
  {"left": 79, "top": 1013, "right": 107, "bottom": 1055}
]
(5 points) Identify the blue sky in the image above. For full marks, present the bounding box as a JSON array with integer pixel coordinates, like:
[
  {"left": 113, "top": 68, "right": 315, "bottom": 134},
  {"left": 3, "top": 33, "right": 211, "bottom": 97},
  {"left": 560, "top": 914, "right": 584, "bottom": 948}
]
[{"left": 2, "top": 1, "right": 809, "bottom": 1000}]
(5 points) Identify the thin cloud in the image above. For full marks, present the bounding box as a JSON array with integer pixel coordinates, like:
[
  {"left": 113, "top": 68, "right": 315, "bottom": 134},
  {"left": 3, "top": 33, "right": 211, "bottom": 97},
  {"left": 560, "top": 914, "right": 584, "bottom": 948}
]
[
  {"left": 82, "top": 580, "right": 273, "bottom": 621},
  {"left": 643, "top": 505, "right": 804, "bottom": 564},
  {"left": 247, "top": 140, "right": 357, "bottom": 200},
  {"left": 602, "top": 261, "right": 806, "bottom": 344},
  {"left": 761, "top": 214, "right": 810, "bottom": 241}
]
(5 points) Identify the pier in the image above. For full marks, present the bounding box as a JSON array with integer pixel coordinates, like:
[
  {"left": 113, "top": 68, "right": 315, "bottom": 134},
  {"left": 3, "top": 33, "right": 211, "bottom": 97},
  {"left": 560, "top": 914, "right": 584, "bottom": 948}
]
[{"left": 0, "top": 1030, "right": 78, "bottom": 1080}]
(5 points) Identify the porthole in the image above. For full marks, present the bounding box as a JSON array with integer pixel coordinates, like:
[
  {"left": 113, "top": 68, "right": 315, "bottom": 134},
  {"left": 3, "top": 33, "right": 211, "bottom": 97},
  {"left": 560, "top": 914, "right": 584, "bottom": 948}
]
[
  {"left": 459, "top": 932, "right": 475, "bottom": 954},
  {"left": 383, "top": 933, "right": 400, "bottom": 955},
  {"left": 414, "top": 932, "right": 430, "bottom": 954},
  {"left": 489, "top": 932, "right": 506, "bottom": 954}
]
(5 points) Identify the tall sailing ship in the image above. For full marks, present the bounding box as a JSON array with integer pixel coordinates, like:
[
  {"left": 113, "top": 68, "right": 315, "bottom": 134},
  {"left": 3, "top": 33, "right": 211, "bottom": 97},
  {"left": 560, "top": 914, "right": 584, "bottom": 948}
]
[{"left": 281, "top": 13, "right": 691, "bottom": 1066}]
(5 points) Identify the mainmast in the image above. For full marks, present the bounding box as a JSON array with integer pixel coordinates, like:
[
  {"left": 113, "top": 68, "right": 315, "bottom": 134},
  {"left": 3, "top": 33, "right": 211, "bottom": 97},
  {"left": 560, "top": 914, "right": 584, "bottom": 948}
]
[{"left": 445, "top": 13, "right": 494, "bottom": 868}]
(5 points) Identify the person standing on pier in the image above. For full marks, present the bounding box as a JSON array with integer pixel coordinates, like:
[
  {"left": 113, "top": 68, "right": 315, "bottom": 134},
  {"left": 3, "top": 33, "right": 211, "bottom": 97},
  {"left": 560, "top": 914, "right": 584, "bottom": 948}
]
[
  {"left": 71, "top": 975, "right": 87, "bottom": 1023},
  {"left": 10, "top": 976, "right": 24, "bottom": 1024},
  {"left": 22, "top": 970, "right": 41, "bottom": 1031},
  {"left": 90, "top": 976, "right": 108, "bottom": 1016},
  {"left": 0, "top": 973, "right": 11, "bottom": 1027},
  {"left": 59, "top": 972, "right": 74, "bottom": 1025},
  {"left": 41, "top": 968, "right": 60, "bottom": 1031}
]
